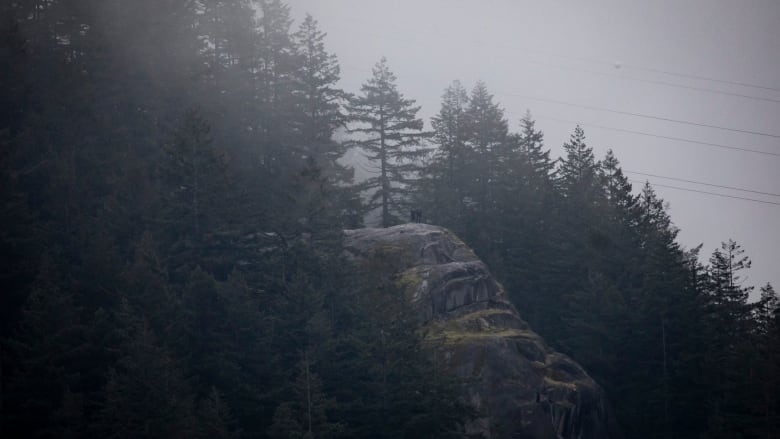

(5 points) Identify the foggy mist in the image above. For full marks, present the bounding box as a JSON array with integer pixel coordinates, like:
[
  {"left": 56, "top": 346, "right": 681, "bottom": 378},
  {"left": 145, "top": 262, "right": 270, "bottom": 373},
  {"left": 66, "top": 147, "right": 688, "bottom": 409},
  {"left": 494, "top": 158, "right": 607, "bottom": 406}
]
[{"left": 289, "top": 0, "right": 780, "bottom": 296}]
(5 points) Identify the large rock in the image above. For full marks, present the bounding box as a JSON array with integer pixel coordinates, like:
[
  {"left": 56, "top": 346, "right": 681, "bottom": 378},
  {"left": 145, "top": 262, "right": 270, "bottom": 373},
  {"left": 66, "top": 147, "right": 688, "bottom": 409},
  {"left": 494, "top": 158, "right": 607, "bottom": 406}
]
[{"left": 343, "top": 223, "right": 622, "bottom": 439}]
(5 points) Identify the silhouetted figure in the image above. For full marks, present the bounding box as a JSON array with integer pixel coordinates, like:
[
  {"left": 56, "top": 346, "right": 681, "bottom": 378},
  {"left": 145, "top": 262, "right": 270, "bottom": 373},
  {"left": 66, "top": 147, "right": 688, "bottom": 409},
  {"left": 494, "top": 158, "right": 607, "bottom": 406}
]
[{"left": 410, "top": 209, "right": 422, "bottom": 222}]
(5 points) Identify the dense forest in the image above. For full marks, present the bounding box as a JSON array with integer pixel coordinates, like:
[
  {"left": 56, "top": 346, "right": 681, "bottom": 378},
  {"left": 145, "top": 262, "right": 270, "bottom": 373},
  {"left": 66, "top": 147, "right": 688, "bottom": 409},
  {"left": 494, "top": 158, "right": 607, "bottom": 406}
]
[{"left": 1, "top": 1, "right": 778, "bottom": 438}]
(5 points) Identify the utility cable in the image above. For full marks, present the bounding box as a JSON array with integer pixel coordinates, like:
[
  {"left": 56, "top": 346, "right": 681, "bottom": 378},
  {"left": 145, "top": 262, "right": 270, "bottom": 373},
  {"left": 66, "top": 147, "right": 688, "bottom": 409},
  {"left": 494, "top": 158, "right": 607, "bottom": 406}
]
[
  {"left": 506, "top": 94, "right": 780, "bottom": 139},
  {"left": 342, "top": 61, "right": 780, "bottom": 139},
  {"left": 625, "top": 64, "right": 780, "bottom": 94},
  {"left": 517, "top": 59, "right": 780, "bottom": 104},
  {"left": 537, "top": 115, "right": 780, "bottom": 157},
  {"left": 629, "top": 179, "right": 780, "bottom": 206},
  {"left": 343, "top": 67, "right": 780, "bottom": 141},
  {"left": 338, "top": 17, "right": 780, "bottom": 97},
  {"left": 625, "top": 171, "right": 780, "bottom": 197}
]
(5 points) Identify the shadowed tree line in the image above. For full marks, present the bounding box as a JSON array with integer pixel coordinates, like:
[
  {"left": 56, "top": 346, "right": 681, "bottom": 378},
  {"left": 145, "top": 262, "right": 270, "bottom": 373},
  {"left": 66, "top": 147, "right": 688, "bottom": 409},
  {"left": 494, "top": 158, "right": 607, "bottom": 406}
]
[
  {"left": 0, "top": 1, "right": 471, "bottom": 437},
  {"left": 1, "top": 1, "right": 778, "bottom": 438},
  {"left": 416, "top": 79, "right": 780, "bottom": 438}
]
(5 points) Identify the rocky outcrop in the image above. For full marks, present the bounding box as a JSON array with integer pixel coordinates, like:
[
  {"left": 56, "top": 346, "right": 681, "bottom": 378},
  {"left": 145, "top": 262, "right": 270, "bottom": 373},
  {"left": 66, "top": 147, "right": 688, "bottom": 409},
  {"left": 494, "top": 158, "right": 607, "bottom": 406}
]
[{"left": 343, "top": 224, "right": 622, "bottom": 439}]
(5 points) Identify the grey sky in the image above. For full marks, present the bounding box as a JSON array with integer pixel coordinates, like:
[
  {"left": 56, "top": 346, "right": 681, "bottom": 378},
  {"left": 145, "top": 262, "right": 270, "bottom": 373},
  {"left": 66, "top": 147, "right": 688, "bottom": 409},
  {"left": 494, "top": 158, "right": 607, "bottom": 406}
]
[{"left": 286, "top": 0, "right": 780, "bottom": 297}]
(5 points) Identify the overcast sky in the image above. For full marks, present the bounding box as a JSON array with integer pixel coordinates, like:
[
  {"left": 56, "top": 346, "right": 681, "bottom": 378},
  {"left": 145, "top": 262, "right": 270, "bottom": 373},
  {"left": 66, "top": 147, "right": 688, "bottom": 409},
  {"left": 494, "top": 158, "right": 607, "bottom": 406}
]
[{"left": 286, "top": 0, "right": 780, "bottom": 298}]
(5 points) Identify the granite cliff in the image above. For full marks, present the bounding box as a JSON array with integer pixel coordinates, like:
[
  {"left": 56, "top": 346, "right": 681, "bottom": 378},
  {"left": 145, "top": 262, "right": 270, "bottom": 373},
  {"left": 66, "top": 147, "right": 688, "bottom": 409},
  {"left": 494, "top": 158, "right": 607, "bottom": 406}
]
[{"left": 343, "top": 223, "right": 622, "bottom": 439}]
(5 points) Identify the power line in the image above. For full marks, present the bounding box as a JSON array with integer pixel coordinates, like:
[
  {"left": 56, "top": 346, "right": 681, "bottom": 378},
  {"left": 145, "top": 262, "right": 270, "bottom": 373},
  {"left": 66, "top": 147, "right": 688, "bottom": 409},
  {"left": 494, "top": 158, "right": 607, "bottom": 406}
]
[
  {"left": 625, "top": 171, "right": 780, "bottom": 197},
  {"left": 343, "top": 66, "right": 780, "bottom": 205},
  {"left": 343, "top": 74, "right": 780, "bottom": 159},
  {"left": 338, "top": 17, "right": 780, "bottom": 97},
  {"left": 537, "top": 115, "right": 780, "bottom": 157},
  {"left": 342, "top": 66, "right": 780, "bottom": 141},
  {"left": 630, "top": 179, "right": 780, "bottom": 207},
  {"left": 520, "top": 59, "right": 780, "bottom": 104},
  {"left": 341, "top": 66, "right": 780, "bottom": 155},
  {"left": 474, "top": 34, "right": 780, "bottom": 94},
  {"left": 506, "top": 94, "right": 780, "bottom": 139},
  {"left": 625, "top": 64, "right": 780, "bottom": 94}
]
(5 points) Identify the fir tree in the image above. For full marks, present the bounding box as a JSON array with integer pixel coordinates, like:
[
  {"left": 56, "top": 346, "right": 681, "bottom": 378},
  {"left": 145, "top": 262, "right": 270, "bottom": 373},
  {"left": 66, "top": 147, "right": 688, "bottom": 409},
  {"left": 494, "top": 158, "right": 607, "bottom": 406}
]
[
  {"left": 157, "top": 108, "right": 233, "bottom": 278},
  {"left": 463, "top": 81, "right": 508, "bottom": 216},
  {"left": 291, "top": 14, "right": 351, "bottom": 184},
  {"left": 95, "top": 300, "right": 197, "bottom": 439},
  {"left": 347, "top": 58, "right": 430, "bottom": 227},
  {"left": 557, "top": 125, "right": 601, "bottom": 202},
  {"left": 419, "top": 80, "right": 471, "bottom": 231}
]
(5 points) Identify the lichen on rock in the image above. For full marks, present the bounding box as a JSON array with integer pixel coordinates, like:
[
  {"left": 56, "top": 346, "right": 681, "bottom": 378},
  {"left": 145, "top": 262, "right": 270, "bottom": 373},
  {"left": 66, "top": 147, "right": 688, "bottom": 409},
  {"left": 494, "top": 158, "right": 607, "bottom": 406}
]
[{"left": 344, "top": 223, "right": 622, "bottom": 439}]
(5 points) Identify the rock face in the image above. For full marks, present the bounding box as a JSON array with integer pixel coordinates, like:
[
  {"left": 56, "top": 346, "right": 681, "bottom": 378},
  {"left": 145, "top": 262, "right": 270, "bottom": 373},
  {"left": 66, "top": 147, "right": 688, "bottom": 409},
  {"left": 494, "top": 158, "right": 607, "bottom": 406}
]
[{"left": 343, "top": 224, "right": 622, "bottom": 439}]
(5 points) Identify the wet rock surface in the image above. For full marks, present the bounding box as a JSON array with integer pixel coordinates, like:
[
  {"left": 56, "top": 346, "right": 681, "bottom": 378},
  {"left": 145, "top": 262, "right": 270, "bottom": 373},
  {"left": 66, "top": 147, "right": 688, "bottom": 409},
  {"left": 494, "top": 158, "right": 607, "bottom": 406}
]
[{"left": 344, "top": 223, "right": 622, "bottom": 439}]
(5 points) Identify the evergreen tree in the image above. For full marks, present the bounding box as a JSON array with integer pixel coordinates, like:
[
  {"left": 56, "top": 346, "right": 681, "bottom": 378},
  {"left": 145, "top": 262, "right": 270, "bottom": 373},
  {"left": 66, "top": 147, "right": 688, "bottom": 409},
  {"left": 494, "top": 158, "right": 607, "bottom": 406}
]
[
  {"left": 157, "top": 108, "right": 233, "bottom": 278},
  {"left": 708, "top": 239, "right": 753, "bottom": 314},
  {"left": 702, "top": 240, "right": 756, "bottom": 437},
  {"left": 95, "top": 300, "right": 197, "bottom": 439},
  {"left": 551, "top": 126, "right": 607, "bottom": 344},
  {"left": 197, "top": 387, "right": 242, "bottom": 439},
  {"left": 755, "top": 284, "right": 780, "bottom": 437},
  {"left": 457, "top": 81, "right": 508, "bottom": 262},
  {"left": 488, "top": 112, "right": 557, "bottom": 327},
  {"left": 323, "top": 247, "right": 474, "bottom": 438},
  {"left": 200, "top": 0, "right": 256, "bottom": 73},
  {"left": 557, "top": 125, "right": 601, "bottom": 202},
  {"left": 599, "top": 149, "right": 638, "bottom": 225},
  {"left": 159, "top": 109, "right": 230, "bottom": 239},
  {"left": 268, "top": 353, "right": 343, "bottom": 439},
  {"left": 4, "top": 255, "right": 86, "bottom": 437},
  {"left": 516, "top": 112, "right": 555, "bottom": 185},
  {"left": 462, "top": 81, "right": 508, "bottom": 218},
  {"left": 347, "top": 58, "right": 429, "bottom": 227},
  {"left": 595, "top": 150, "right": 641, "bottom": 294},
  {"left": 756, "top": 283, "right": 779, "bottom": 334},
  {"left": 418, "top": 80, "right": 471, "bottom": 232},
  {"left": 291, "top": 14, "right": 351, "bottom": 183},
  {"left": 120, "top": 232, "right": 179, "bottom": 339},
  {"left": 253, "top": 0, "right": 299, "bottom": 176}
]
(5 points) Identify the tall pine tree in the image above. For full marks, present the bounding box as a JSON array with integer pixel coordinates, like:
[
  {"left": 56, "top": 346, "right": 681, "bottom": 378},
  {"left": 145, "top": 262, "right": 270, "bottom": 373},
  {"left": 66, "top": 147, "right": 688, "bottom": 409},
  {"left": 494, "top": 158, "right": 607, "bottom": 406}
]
[{"left": 347, "top": 58, "right": 429, "bottom": 227}]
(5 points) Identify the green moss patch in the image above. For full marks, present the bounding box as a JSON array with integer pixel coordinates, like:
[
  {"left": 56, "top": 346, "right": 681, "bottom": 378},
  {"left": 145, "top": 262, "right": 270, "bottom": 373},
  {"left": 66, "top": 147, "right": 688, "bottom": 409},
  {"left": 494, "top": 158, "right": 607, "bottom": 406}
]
[{"left": 424, "top": 327, "right": 534, "bottom": 345}]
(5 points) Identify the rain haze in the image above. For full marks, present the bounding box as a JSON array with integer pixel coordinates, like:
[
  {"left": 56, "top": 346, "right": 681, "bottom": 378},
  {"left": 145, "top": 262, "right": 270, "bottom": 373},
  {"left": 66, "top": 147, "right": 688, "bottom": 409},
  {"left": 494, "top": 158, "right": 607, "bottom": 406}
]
[{"left": 288, "top": 0, "right": 780, "bottom": 297}]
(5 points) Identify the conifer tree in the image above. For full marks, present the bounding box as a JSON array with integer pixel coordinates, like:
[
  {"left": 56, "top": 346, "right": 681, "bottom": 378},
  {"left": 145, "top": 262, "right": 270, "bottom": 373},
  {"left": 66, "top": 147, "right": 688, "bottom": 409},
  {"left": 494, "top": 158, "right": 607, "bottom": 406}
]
[
  {"left": 200, "top": 0, "right": 256, "bottom": 72},
  {"left": 197, "top": 387, "right": 241, "bottom": 439},
  {"left": 253, "top": 0, "right": 299, "bottom": 176},
  {"left": 553, "top": 126, "right": 606, "bottom": 327},
  {"left": 756, "top": 283, "right": 779, "bottom": 334},
  {"left": 419, "top": 80, "right": 471, "bottom": 231},
  {"left": 347, "top": 58, "right": 429, "bottom": 227},
  {"left": 596, "top": 150, "right": 641, "bottom": 286},
  {"left": 324, "top": 247, "right": 474, "bottom": 438},
  {"left": 708, "top": 239, "right": 753, "bottom": 313},
  {"left": 291, "top": 15, "right": 351, "bottom": 183},
  {"left": 557, "top": 125, "right": 601, "bottom": 202},
  {"left": 157, "top": 109, "right": 232, "bottom": 278},
  {"left": 4, "top": 256, "right": 86, "bottom": 437},
  {"left": 431, "top": 80, "right": 470, "bottom": 185},
  {"left": 159, "top": 109, "right": 230, "bottom": 237},
  {"left": 463, "top": 81, "right": 508, "bottom": 215},
  {"left": 755, "top": 283, "right": 780, "bottom": 435},
  {"left": 701, "top": 240, "right": 756, "bottom": 437},
  {"left": 600, "top": 149, "right": 638, "bottom": 221},
  {"left": 96, "top": 300, "right": 197, "bottom": 439},
  {"left": 269, "top": 353, "right": 342, "bottom": 439},
  {"left": 514, "top": 112, "right": 555, "bottom": 190},
  {"left": 488, "top": 112, "right": 556, "bottom": 324}
]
